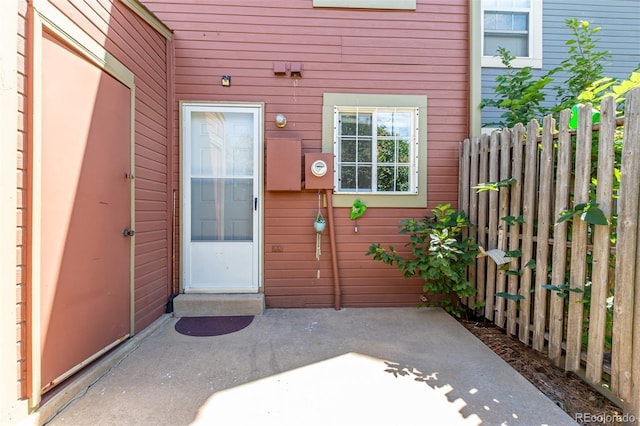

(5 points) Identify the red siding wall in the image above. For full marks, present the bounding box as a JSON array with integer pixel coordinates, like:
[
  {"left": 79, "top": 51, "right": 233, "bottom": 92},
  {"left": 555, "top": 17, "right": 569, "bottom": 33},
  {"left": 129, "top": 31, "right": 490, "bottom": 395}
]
[
  {"left": 15, "top": 0, "right": 171, "bottom": 398},
  {"left": 143, "top": 0, "right": 469, "bottom": 307}
]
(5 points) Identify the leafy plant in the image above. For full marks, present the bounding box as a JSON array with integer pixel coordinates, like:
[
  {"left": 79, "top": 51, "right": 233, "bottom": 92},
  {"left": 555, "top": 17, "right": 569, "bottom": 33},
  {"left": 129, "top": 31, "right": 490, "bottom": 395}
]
[
  {"left": 366, "top": 204, "right": 479, "bottom": 317},
  {"left": 553, "top": 19, "right": 611, "bottom": 112},
  {"left": 480, "top": 47, "right": 554, "bottom": 128},
  {"left": 557, "top": 201, "right": 609, "bottom": 226},
  {"left": 578, "top": 71, "right": 640, "bottom": 112}
]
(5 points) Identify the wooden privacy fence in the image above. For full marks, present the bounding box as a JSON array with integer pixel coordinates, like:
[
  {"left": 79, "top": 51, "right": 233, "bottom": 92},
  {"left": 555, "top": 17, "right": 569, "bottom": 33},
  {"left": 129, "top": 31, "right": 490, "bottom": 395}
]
[{"left": 459, "top": 87, "right": 640, "bottom": 417}]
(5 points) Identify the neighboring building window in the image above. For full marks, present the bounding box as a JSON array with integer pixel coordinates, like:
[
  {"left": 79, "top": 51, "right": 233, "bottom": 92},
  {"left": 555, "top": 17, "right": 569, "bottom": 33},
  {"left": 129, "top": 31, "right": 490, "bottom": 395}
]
[
  {"left": 322, "top": 93, "right": 427, "bottom": 208},
  {"left": 334, "top": 106, "right": 418, "bottom": 194},
  {"left": 481, "top": 0, "right": 542, "bottom": 69}
]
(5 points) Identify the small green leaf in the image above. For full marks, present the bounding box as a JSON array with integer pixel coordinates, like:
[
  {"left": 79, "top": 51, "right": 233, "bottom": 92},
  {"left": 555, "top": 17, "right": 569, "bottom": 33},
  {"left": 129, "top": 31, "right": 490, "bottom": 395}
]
[
  {"left": 557, "top": 210, "right": 574, "bottom": 224},
  {"left": 496, "top": 292, "right": 525, "bottom": 301},
  {"left": 542, "top": 284, "right": 562, "bottom": 292},
  {"left": 580, "top": 206, "right": 609, "bottom": 225}
]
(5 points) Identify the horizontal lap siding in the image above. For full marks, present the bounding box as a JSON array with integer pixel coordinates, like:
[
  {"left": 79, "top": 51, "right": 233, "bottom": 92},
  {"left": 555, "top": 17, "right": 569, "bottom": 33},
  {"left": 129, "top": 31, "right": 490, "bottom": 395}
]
[
  {"left": 143, "top": 0, "right": 468, "bottom": 308},
  {"left": 46, "top": 0, "right": 170, "bottom": 331}
]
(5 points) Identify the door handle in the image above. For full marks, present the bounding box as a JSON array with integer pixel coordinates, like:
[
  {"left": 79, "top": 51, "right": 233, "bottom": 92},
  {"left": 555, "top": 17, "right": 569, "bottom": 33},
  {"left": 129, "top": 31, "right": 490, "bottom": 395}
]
[
  {"left": 123, "top": 228, "right": 135, "bottom": 237},
  {"left": 254, "top": 197, "right": 258, "bottom": 211}
]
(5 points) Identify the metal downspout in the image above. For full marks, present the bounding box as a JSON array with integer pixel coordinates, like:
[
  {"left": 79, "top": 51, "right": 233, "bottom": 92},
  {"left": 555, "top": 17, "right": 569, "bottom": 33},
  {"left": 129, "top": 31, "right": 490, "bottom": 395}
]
[{"left": 325, "top": 189, "right": 341, "bottom": 310}]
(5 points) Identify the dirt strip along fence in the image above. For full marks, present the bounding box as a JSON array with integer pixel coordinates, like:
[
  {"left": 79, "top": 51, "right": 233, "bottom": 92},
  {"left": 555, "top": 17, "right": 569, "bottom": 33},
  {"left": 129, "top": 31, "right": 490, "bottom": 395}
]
[{"left": 458, "top": 87, "right": 640, "bottom": 418}]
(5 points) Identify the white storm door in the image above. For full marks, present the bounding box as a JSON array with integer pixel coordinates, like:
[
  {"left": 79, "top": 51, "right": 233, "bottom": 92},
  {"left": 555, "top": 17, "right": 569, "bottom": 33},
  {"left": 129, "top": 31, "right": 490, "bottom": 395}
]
[{"left": 183, "top": 104, "right": 262, "bottom": 293}]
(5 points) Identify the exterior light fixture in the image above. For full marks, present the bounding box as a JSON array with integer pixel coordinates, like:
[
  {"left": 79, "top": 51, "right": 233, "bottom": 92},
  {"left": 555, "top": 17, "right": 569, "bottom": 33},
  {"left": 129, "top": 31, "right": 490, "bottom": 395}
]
[
  {"left": 221, "top": 75, "right": 231, "bottom": 87},
  {"left": 275, "top": 113, "right": 287, "bottom": 128}
]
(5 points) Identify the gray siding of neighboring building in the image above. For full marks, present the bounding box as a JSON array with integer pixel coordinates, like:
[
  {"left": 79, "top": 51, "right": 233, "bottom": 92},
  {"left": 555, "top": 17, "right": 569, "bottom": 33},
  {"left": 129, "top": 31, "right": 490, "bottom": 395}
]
[{"left": 482, "top": 0, "right": 640, "bottom": 127}]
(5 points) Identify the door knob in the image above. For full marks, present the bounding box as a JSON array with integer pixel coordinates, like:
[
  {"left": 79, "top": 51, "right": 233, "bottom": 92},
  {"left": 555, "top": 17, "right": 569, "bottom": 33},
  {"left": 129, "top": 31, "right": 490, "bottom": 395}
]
[{"left": 123, "top": 228, "right": 135, "bottom": 237}]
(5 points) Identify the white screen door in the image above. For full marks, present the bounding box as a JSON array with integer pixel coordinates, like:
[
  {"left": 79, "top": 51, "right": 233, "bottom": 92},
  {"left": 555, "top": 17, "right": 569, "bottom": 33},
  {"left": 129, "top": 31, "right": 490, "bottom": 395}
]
[{"left": 182, "top": 104, "right": 262, "bottom": 293}]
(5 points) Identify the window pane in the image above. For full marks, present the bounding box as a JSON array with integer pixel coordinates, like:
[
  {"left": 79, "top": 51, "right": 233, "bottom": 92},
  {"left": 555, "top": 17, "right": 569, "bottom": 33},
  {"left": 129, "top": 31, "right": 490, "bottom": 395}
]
[
  {"left": 357, "top": 114, "right": 372, "bottom": 136},
  {"left": 341, "top": 114, "right": 357, "bottom": 135},
  {"left": 397, "top": 139, "right": 410, "bottom": 163},
  {"left": 377, "top": 166, "right": 394, "bottom": 191},
  {"left": 341, "top": 137, "right": 357, "bottom": 162},
  {"left": 393, "top": 112, "right": 412, "bottom": 137},
  {"left": 357, "top": 166, "right": 372, "bottom": 191},
  {"left": 339, "top": 165, "right": 356, "bottom": 190},
  {"left": 396, "top": 166, "right": 410, "bottom": 192},
  {"left": 485, "top": 33, "right": 528, "bottom": 56},
  {"left": 358, "top": 138, "right": 372, "bottom": 162},
  {"left": 377, "top": 112, "right": 394, "bottom": 136},
  {"left": 513, "top": 13, "right": 527, "bottom": 30},
  {"left": 485, "top": 12, "right": 528, "bottom": 31},
  {"left": 494, "top": 12, "right": 513, "bottom": 30},
  {"left": 377, "top": 139, "right": 394, "bottom": 163},
  {"left": 484, "top": 12, "right": 496, "bottom": 30}
]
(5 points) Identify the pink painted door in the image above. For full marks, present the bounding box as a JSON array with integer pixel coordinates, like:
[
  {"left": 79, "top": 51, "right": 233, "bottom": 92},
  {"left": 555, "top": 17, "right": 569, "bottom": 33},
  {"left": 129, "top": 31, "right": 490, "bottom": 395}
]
[{"left": 40, "top": 31, "right": 131, "bottom": 393}]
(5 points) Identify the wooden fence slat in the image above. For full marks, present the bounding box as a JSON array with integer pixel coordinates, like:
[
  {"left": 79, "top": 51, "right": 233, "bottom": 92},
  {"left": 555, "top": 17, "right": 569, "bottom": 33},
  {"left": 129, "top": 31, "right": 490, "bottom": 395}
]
[
  {"left": 519, "top": 120, "right": 539, "bottom": 344},
  {"left": 506, "top": 124, "right": 524, "bottom": 336},
  {"left": 460, "top": 139, "right": 471, "bottom": 306},
  {"left": 487, "top": 131, "right": 500, "bottom": 322},
  {"left": 565, "top": 104, "right": 594, "bottom": 372},
  {"left": 478, "top": 135, "right": 489, "bottom": 319},
  {"left": 468, "top": 138, "right": 480, "bottom": 309},
  {"left": 495, "top": 128, "right": 511, "bottom": 328},
  {"left": 585, "top": 96, "right": 616, "bottom": 384},
  {"left": 613, "top": 87, "right": 640, "bottom": 406},
  {"left": 629, "top": 87, "right": 640, "bottom": 421},
  {"left": 548, "top": 109, "right": 572, "bottom": 367},
  {"left": 532, "top": 115, "right": 555, "bottom": 351},
  {"left": 485, "top": 131, "right": 500, "bottom": 320},
  {"left": 460, "top": 139, "right": 471, "bottom": 214}
]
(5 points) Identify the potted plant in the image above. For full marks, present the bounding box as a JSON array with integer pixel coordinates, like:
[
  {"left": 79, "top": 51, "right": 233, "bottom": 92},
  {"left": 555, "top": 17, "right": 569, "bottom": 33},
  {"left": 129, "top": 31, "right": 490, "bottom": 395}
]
[{"left": 314, "top": 214, "right": 326, "bottom": 233}]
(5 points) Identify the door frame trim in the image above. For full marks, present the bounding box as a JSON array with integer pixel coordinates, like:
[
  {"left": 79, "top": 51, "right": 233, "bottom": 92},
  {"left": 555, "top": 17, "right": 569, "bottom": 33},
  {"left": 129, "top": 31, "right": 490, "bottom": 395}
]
[
  {"left": 179, "top": 101, "right": 264, "bottom": 294},
  {"left": 30, "top": 0, "right": 136, "bottom": 408}
]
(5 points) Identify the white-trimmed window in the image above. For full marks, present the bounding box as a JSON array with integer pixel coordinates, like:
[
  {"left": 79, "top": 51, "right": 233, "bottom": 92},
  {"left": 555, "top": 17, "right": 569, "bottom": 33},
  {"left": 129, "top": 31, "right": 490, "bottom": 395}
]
[
  {"left": 322, "top": 93, "right": 427, "bottom": 209},
  {"left": 481, "top": 0, "right": 542, "bottom": 69},
  {"left": 334, "top": 106, "right": 418, "bottom": 194}
]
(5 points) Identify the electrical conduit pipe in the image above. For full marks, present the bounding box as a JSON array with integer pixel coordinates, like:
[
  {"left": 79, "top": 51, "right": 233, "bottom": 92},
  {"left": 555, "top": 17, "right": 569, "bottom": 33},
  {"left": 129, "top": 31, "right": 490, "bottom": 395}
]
[{"left": 325, "top": 189, "right": 341, "bottom": 310}]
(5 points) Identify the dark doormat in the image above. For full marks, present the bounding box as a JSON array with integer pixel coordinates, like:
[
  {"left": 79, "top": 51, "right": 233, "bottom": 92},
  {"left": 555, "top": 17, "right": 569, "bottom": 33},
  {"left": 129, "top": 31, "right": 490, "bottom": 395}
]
[{"left": 175, "top": 316, "right": 254, "bottom": 337}]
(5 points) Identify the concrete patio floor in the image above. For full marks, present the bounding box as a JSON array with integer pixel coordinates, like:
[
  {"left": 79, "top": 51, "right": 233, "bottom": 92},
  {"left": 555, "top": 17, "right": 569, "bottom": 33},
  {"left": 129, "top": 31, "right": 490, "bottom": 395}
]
[{"left": 40, "top": 308, "right": 577, "bottom": 425}]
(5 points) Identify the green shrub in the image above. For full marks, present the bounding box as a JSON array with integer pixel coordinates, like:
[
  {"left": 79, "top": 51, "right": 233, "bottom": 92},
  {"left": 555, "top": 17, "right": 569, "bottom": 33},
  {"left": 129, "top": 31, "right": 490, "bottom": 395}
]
[{"left": 366, "top": 204, "right": 479, "bottom": 317}]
